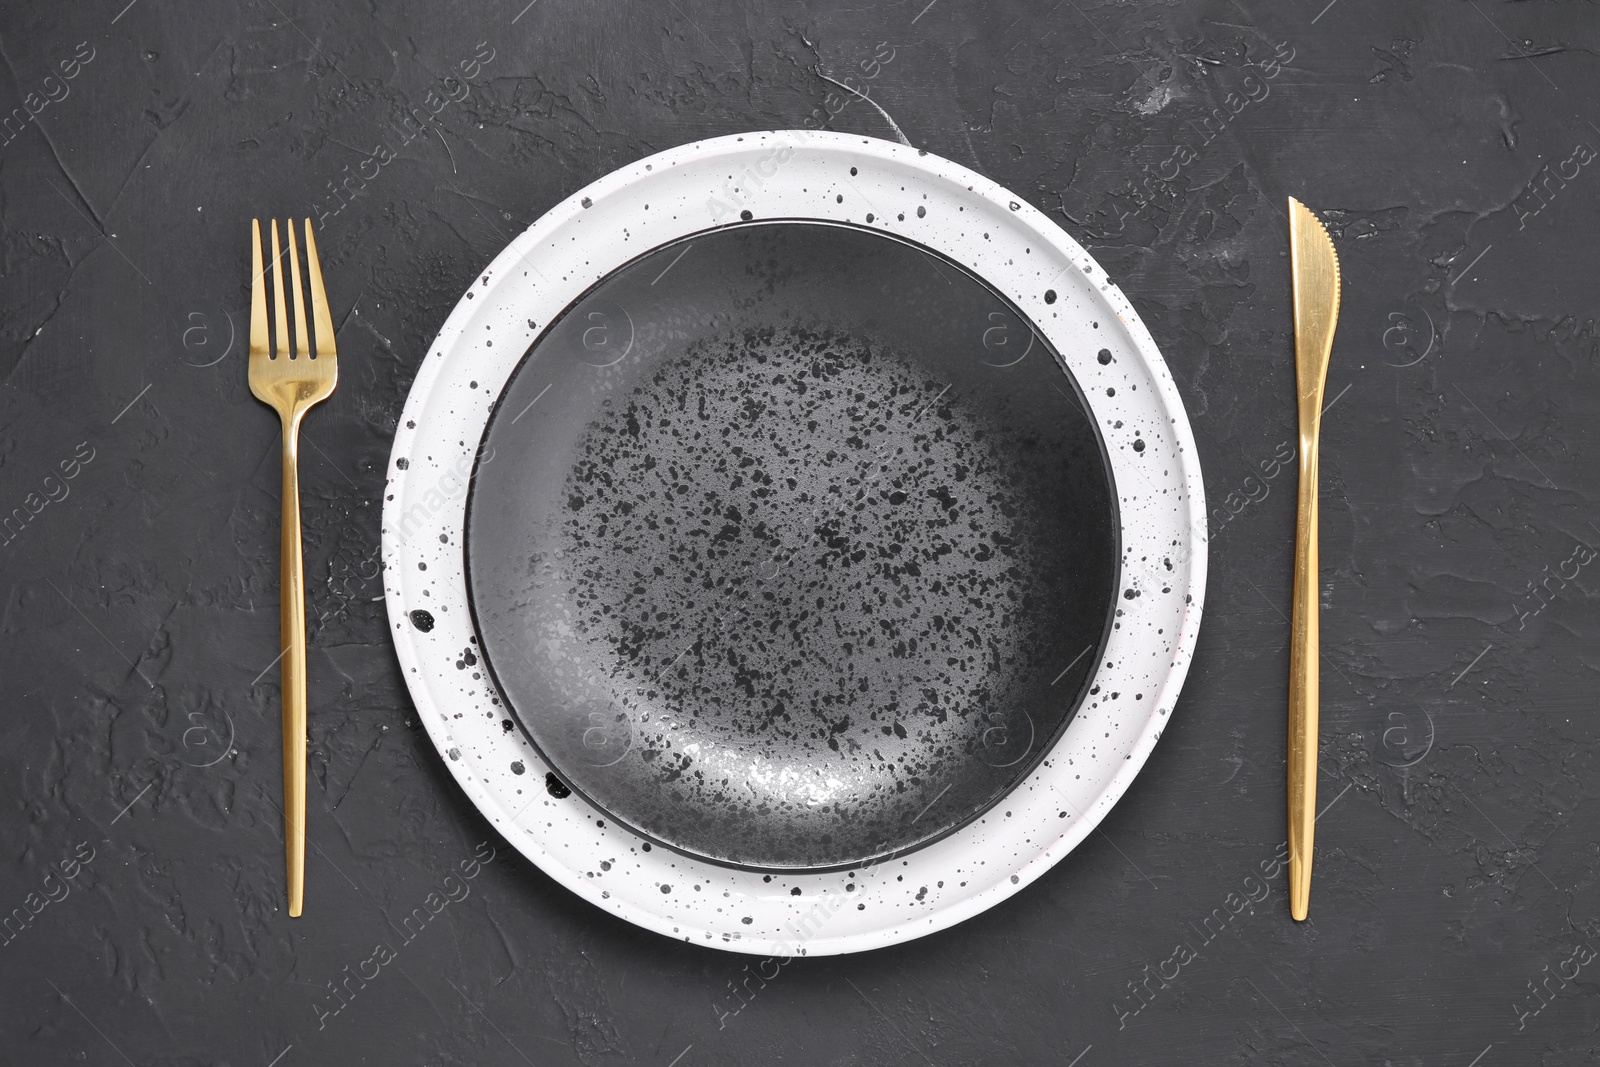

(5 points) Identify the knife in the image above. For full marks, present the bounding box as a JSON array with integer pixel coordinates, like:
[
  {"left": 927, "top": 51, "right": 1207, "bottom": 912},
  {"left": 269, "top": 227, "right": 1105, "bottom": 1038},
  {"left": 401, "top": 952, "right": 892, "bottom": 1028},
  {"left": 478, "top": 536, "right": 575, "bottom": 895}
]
[{"left": 1286, "top": 196, "right": 1340, "bottom": 921}]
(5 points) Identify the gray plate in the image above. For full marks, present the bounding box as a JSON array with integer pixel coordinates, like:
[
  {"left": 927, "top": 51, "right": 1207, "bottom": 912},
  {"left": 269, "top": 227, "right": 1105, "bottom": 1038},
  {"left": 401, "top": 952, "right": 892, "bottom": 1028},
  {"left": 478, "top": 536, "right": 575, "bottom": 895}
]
[{"left": 465, "top": 221, "right": 1117, "bottom": 871}]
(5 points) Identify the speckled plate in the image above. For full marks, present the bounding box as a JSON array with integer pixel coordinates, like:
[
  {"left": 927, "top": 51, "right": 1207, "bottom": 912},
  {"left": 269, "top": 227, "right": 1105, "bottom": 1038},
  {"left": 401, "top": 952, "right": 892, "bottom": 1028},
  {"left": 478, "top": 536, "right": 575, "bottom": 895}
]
[
  {"left": 465, "top": 220, "right": 1118, "bottom": 872},
  {"left": 383, "top": 131, "right": 1207, "bottom": 955}
]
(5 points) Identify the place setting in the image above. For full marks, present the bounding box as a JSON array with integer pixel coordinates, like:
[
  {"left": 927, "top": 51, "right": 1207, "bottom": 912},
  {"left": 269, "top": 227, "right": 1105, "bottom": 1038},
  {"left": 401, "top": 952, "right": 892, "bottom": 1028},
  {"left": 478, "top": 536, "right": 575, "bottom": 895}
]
[
  {"left": 15, "top": 3, "right": 1600, "bottom": 1061},
  {"left": 249, "top": 130, "right": 1343, "bottom": 951}
]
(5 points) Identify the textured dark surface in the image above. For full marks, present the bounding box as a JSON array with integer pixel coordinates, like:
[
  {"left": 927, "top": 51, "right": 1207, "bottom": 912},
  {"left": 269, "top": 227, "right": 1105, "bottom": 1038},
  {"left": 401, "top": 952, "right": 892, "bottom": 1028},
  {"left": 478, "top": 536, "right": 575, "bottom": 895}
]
[
  {"left": 1, "top": 1, "right": 1597, "bottom": 1064},
  {"left": 467, "top": 221, "right": 1115, "bottom": 871}
]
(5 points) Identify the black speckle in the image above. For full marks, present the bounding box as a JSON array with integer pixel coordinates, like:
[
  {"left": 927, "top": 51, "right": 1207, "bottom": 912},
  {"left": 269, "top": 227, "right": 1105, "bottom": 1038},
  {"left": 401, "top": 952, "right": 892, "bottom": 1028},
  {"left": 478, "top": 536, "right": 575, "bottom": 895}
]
[
  {"left": 408, "top": 610, "right": 435, "bottom": 632},
  {"left": 660, "top": 884, "right": 672, "bottom": 894},
  {"left": 1133, "top": 439, "right": 1146, "bottom": 452},
  {"left": 916, "top": 205, "right": 926, "bottom": 218},
  {"left": 850, "top": 166, "right": 858, "bottom": 175},
  {"left": 581, "top": 196, "right": 593, "bottom": 208},
  {"left": 545, "top": 772, "right": 571, "bottom": 797},
  {"left": 740, "top": 209, "right": 753, "bottom": 221},
  {"left": 790, "top": 886, "right": 802, "bottom": 896},
  {"left": 1044, "top": 290, "right": 1057, "bottom": 304},
  {"left": 396, "top": 457, "right": 409, "bottom": 470},
  {"left": 741, "top": 916, "right": 753, "bottom": 925},
  {"left": 511, "top": 760, "right": 525, "bottom": 775}
]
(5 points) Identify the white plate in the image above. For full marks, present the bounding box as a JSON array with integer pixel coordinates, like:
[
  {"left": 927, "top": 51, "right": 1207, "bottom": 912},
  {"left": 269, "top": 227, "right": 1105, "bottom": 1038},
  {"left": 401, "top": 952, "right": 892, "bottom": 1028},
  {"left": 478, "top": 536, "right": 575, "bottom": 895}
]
[{"left": 382, "top": 131, "right": 1206, "bottom": 956}]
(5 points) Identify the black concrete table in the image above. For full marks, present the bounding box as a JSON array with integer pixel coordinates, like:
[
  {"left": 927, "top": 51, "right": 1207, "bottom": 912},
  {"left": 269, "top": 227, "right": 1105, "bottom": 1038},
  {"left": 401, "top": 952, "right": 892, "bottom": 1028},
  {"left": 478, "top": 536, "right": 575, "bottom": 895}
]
[{"left": 2, "top": 2, "right": 1595, "bottom": 1064}]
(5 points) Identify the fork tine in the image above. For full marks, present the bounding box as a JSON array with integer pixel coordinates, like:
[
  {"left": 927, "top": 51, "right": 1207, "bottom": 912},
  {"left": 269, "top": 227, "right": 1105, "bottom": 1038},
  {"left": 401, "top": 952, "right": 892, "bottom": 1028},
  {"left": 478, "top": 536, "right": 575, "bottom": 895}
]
[
  {"left": 250, "top": 219, "right": 268, "bottom": 357},
  {"left": 269, "top": 219, "right": 289, "bottom": 358},
  {"left": 303, "top": 219, "right": 336, "bottom": 358},
  {"left": 286, "top": 221, "right": 310, "bottom": 358}
]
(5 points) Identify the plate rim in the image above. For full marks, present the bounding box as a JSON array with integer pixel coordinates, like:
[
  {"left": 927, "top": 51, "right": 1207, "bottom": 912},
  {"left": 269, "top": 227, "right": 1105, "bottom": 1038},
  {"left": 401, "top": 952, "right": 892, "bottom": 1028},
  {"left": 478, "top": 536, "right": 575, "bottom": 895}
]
[{"left": 382, "top": 130, "right": 1208, "bottom": 956}]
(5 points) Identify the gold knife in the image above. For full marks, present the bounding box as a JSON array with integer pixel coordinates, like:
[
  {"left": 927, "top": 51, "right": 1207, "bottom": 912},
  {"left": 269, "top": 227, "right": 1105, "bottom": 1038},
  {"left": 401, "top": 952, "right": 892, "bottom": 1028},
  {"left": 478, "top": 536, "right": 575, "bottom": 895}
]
[{"left": 1286, "top": 197, "right": 1340, "bottom": 921}]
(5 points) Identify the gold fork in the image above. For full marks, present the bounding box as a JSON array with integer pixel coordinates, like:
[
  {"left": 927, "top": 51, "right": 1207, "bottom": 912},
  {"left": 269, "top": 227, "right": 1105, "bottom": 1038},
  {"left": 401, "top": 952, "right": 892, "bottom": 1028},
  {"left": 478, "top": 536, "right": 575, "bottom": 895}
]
[{"left": 248, "top": 218, "right": 338, "bottom": 917}]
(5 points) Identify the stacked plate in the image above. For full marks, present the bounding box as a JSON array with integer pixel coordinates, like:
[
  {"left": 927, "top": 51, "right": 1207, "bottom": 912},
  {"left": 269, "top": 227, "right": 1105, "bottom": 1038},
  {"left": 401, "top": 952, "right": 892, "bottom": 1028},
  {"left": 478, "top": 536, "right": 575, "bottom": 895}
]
[{"left": 382, "top": 132, "right": 1206, "bottom": 955}]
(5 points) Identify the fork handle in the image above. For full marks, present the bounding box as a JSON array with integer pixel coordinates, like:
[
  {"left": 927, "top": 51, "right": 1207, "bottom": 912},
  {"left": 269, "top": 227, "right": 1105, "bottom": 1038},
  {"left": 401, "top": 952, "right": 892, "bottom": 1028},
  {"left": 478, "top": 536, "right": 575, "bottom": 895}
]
[
  {"left": 1287, "top": 427, "right": 1320, "bottom": 921},
  {"left": 279, "top": 413, "right": 308, "bottom": 918}
]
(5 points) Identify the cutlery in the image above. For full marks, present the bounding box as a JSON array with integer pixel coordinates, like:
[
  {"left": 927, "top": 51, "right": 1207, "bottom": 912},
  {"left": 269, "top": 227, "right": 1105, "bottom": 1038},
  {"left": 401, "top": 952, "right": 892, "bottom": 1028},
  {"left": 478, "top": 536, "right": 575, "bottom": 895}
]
[
  {"left": 1286, "top": 197, "right": 1340, "bottom": 921},
  {"left": 248, "top": 218, "right": 338, "bottom": 917}
]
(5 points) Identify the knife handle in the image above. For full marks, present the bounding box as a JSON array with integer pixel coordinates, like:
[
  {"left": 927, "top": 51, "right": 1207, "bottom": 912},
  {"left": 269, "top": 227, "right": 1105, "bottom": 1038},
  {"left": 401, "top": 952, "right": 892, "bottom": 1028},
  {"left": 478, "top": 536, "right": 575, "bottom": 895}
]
[{"left": 1287, "top": 427, "right": 1320, "bottom": 921}]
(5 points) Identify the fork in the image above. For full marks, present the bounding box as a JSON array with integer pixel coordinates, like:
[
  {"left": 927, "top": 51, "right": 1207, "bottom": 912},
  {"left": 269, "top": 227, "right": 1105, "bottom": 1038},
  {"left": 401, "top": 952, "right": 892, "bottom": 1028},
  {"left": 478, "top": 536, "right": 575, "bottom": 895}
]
[{"left": 248, "top": 218, "right": 338, "bottom": 917}]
